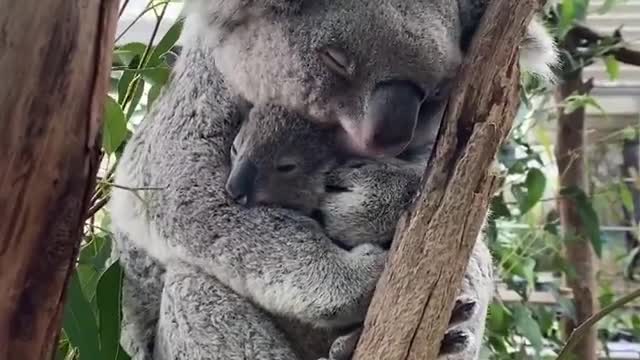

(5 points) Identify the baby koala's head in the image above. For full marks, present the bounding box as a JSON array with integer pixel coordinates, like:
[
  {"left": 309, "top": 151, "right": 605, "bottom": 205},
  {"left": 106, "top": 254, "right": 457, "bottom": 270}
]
[{"left": 226, "top": 105, "right": 339, "bottom": 214}]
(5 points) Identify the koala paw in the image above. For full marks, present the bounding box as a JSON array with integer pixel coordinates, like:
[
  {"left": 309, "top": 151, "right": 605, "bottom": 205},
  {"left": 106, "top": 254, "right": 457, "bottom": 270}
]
[
  {"left": 318, "top": 327, "right": 362, "bottom": 360},
  {"left": 318, "top": 297, "right": 477, "bottom": 360},
  {"left": 344, "top": 243, "right": 387, "bottom": 281},
  {"left": 449, "top": 296, "right": 478, "bottom": 326},
  {"left": 439, "top": 329, "right": 472, "bottom": 356},
  {"left": 438, "top": 296, "right": 478, "bottom": 357}
]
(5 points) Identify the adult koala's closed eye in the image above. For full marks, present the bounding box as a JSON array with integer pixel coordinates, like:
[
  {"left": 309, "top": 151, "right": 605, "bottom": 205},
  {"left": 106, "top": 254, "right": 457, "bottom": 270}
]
[{"left": 188, "top": 0, "right": 556, "bottom": 158}]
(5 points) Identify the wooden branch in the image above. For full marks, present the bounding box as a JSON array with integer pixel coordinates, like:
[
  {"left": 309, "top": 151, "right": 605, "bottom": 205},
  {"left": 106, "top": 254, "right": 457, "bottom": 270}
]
[
  {"left": 351, "top": 1, "right": 542, "bottom": 359},
  {"left": 570, "top": 24, "right": 640, "bottom": 66},
  {"left": 0, "top": 0, "right": 119, "bottom": 358},
  {"left": 555, "top": 31, "right": 598, "bottom": 359}
]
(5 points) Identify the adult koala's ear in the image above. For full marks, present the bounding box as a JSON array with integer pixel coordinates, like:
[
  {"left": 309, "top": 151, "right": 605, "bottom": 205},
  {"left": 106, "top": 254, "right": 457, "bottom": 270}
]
[
  {"left": 457, "top": 0, "right": 490, "bottom": 50},
  {"left": 457, "top": 0, "right": 558, "bottom": 80},
  {"left": 186, "top": 0, "right": 302, "bottom": 29}
]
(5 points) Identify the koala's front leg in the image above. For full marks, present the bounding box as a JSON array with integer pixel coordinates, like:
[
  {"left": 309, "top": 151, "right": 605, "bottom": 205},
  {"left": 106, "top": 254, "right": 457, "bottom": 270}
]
[{"left": 135, "top": 148, "right": 389, "bottom": 329}]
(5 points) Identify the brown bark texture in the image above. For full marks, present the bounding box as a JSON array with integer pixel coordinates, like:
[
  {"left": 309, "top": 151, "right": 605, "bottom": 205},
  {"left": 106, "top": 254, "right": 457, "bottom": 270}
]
[
  {"left": 0, "top": 0, "right": 119, "bottom": 358},
  {"left": 351, "top": 1, "right": 543, "bottom": 359},
  {"left": 555, "top": 69, "right": 599, "bottom": 360}
]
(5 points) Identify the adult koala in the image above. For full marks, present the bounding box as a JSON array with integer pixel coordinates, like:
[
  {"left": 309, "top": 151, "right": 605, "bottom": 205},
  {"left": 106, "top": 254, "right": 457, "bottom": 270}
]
[{"left": 109, "top": 1, "right": 557, "bottom": 359}]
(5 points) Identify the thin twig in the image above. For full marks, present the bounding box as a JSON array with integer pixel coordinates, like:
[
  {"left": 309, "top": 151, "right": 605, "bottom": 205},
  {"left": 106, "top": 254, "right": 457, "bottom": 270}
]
[
  {"left": 555, "top": 288, "right": 640, "bottom": 360},
  {"left": 121, "top": 1, "right": 169, "bottom": 112},
  {"left": 86, "top": 196, "right": 110, "bottom": 220},
  {"left": 114, "top": 1, "right": 171, "bottom": 44},
  {"left": 118, "top": 0, "right": 131, "bottom": 18}
]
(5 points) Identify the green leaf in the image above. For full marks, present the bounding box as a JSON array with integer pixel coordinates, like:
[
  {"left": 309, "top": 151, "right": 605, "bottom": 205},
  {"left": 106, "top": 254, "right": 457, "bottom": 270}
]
[
  {"left": 63, "top": 272, "right": 100, "bottom": 360},
  {"left": 512, "top": 258, "right": 537, "bottom": 291},
  {"left": 619, "top": 183, "right": 634, "bottom": 215},
  {"left": 125, "top": 78, "right": 145, "bottom": 120},
  {"left": 148, "top": 19, "right": 184, "bottom": 67},
  {"left": 564, "top": 94, "right": 606, "bottom": 116},
  {"left": 147, "top": 84, "right": 163, "bottom": 110},
  {"left": 97, "top": 261, "right": 128, "bottom": 360},
  {"left": 560, "top": 186, "right": 603, "bottom": 257},
  {"left": 103, "top": 96, "right": 128, "bottom": 154},
  {"left": 487, "top": 303, "right": 513, "bottom": 335},
  {"left": 574, "top": 0, "right": 590, "bottom": 21},
  {"left": 491, "top": 195, "right": 511, "bottom": 219},
  {"left": 117, "top": 56, "right": 141, "bottom": 104},
  {"left": 55, "top": 333, "right": 71, "bottom": 360},
  {"left": 604, "top": 55, "right": 620, "bottom": 80},
  {"left": 114, "top": 43, "right": 147, "bottom": 66},
  {"left": 141, "top": 67, "right": 170, "bottom": 87},
  {"left": 559, "top": 0, "right": 576, "bottom": 36},
  {"left": 513, "top": 304, "right": 544, "bottom": 354},
  {"left": 520, "top": 168, "right": 546, "bottom": 214},
  {"left": 76, "top": 264, "right": 101, "bottom": 306}
]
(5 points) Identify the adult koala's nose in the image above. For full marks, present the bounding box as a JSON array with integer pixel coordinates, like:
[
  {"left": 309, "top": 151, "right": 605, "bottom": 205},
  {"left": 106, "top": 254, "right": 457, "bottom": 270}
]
[
  {"left": 362, "top": 80, "right": 424, "bottom": 157},
  {"left": 225, "top": 159, "right": 258, "bottom": 206}
]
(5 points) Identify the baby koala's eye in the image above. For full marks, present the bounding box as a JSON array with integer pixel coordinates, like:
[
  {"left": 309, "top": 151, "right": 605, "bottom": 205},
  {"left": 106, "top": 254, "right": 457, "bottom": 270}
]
[
  {"left": 317, "top": 46, "right": 353, "bottom": 78},
  {"left": 231, "top": 144, "right": 238, "bottom": 157},
  {"left": 276, "top": 164, "right": 297, "bottom": 173}
]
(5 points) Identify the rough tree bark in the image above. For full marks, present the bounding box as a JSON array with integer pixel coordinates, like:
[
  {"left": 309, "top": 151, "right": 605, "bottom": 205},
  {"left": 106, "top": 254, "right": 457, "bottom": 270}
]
[
  {"left": 352, "top": 0, "right": 543, "bottom": 359},
  {"left": 0, "top": 0, "right": 119, "bottom": 358},
  {"left": 555, "top": 31, "right": 599, "bottom": 360}
]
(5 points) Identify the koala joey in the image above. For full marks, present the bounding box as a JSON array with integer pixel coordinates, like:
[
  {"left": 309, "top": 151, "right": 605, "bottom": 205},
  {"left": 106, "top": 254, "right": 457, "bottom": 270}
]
[
  {"left": 226, "top": 104, "right": 339, "bottom": 215},
  {"left": 226, "top": 105, "right": 423, "bottom": 249}
]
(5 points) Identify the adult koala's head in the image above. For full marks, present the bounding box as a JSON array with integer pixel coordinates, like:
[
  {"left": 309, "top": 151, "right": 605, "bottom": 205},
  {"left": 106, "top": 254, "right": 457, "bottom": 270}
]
[{"left": 185, "top": 0, "right": 556, "bottom": 157}]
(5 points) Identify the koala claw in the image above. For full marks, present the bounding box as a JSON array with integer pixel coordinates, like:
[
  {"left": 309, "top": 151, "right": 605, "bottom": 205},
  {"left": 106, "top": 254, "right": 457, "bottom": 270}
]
[
  {"left": 319, "top": 296, "right": 477, "bottom": 360},
  {"left": 449, "top": 297, "right": 477, "bottom": 326},
  {"left": 439, "top": 329, "right": 472, "bottom": 356},
  {"left": 319, "top": 327, "right": 362, "bottom": 360}
]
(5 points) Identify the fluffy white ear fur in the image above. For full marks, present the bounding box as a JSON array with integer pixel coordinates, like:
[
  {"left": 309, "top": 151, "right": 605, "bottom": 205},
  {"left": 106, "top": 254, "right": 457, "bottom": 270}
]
[{"left": 520, "top": 19, "right": 559, "bottom": 82}]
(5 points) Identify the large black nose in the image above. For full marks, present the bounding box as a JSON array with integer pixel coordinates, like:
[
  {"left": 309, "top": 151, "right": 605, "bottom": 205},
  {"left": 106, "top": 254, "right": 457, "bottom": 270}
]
[
  {"left": 225, "top": 159, "right": 258, "bottom": 205},
  {"left": 363, "top": 80, "right": 424, "bottom": 156}
]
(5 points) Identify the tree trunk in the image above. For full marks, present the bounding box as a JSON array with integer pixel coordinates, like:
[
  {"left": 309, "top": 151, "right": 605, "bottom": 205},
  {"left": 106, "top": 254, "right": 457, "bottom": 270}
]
[
  {"left": 555, "top": 56, "right": 599, "bottom": 360},
  {"left": 621, "top": 133, "right": 640, "bottom": 279},
  {"left": 0, "top": 1, "right": 119, "bottom": 358},
  {"left": 352, "top": 0, "right": 543, "bottom": 359}
]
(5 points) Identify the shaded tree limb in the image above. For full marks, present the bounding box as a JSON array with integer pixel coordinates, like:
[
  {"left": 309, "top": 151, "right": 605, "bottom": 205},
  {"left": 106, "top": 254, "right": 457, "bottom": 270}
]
[
  {"left": 570, "top": 24, "right": 640, "bottom": 66},
  {"left": 556, "top": 288, "right": 640, "bottom": 360},
  {"left": 0, "top": 0, "right": 119, "bottom": 358},
  {"left": 351, "top": 0, "right": 544, "bottom": 359}
]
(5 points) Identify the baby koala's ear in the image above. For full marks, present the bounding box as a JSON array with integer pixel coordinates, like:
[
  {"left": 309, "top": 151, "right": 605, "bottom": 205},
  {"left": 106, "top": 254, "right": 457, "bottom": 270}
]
[{"left": 185, "top": 0, "right": 302, "bottom": 30}]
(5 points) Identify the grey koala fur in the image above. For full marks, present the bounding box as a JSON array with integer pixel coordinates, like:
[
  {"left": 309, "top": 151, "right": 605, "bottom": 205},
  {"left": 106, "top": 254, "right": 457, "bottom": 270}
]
[
  {"left": 225, "top": 104, "right": 487, "bottom": 360},
  {"left": 109, "top": 1, "right": 557, "bottom": 359}
]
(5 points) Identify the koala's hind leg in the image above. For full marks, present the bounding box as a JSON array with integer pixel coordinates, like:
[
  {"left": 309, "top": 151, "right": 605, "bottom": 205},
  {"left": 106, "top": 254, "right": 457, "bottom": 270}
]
[
  {"left": 113, "top": 232, "right": 166, "bottom": 360},
  {"left": 155, "top": 263, "right": 301, "bottom": 360}
]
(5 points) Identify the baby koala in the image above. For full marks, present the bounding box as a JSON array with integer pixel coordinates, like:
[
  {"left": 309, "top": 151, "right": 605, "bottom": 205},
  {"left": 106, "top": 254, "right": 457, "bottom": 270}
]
[{"left": 226, "top": 104, "right": 341, "bottom": 215}]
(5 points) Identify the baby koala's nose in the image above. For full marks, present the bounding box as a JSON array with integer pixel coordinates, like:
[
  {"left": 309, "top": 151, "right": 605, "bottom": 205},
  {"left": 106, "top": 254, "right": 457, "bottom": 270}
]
[{"left": 225, "top": 159, "right": 258, "bottom": 206}]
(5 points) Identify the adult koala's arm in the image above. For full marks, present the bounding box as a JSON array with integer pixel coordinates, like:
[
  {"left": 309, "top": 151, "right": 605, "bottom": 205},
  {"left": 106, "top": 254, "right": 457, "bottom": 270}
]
[{"left": 110, "top": 43, "right": 385, "bottom": 329}]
